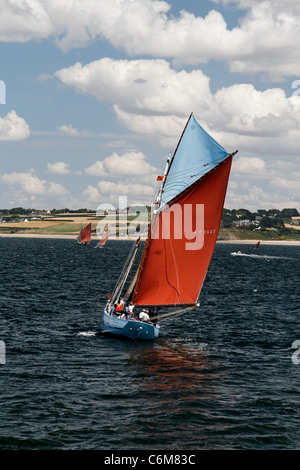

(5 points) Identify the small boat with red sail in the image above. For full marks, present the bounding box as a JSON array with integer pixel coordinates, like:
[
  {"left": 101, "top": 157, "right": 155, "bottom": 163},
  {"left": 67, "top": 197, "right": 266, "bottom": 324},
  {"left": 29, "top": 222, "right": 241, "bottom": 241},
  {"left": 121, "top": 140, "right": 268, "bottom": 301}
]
[
  {"left": 76, "top": 223, "right": 91, "bottom": 245},
  {"left": 101, "top": 113, "right": 237, "bottom": 340},
  {"left": 95, "top": 230, "right": 110, "bottom": 248}
]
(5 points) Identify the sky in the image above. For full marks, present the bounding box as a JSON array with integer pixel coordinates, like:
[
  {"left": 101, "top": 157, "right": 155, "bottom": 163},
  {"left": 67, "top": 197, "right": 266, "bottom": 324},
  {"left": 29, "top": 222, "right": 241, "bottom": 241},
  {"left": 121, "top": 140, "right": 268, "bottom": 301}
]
[{"left": 0, "top": 0, "right": 300, "bottom": 212}]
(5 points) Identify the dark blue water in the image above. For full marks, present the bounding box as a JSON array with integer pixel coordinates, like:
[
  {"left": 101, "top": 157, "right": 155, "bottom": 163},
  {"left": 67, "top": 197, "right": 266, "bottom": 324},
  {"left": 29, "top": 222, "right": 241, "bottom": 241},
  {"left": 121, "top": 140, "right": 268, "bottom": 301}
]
[{"left": 0, "top": 238, "right": 300, "bottom": 450}]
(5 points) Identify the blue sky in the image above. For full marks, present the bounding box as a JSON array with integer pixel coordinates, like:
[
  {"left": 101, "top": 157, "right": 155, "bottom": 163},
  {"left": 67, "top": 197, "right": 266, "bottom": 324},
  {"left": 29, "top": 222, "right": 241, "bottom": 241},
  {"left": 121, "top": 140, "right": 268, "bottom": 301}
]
[{"left": 0, "top": 0, "right": 300, "bottom": 211}]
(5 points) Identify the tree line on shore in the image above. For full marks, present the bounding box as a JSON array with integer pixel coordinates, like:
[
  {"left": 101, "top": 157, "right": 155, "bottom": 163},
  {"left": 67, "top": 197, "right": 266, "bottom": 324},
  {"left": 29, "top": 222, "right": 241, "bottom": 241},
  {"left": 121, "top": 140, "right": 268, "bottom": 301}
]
[
  {"left": 0, "top": 206, "right": 299, "bottom": 226},
  {"left": 221, "top": 207, "right": 299, "bottom": 230},
  {"left": 0, "top": 206, "right": 299, "bottom": 239}
]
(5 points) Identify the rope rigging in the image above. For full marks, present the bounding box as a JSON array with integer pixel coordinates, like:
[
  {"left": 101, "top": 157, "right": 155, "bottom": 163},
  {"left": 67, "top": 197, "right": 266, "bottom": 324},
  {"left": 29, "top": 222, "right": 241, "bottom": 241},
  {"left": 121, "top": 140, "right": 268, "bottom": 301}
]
[{"left": 151, "top": 306, "right": 195, "bottom": 323}]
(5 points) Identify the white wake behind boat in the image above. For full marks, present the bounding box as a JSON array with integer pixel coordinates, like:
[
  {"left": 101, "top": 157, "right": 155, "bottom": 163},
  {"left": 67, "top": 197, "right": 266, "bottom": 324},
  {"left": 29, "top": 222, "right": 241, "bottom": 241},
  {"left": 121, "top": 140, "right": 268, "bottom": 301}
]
[
  {"left": 101, "top": 113, "right": 237, "bottom": 340},
  {"left": 231, "top": 250, "right": 243, "bottom": 256}
]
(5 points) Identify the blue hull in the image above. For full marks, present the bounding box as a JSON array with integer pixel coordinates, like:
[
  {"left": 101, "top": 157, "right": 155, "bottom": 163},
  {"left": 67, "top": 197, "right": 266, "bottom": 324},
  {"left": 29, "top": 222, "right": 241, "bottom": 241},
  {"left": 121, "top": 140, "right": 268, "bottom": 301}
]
[{"left": 101, "top": 311, "right": 160, "bottom": 340}]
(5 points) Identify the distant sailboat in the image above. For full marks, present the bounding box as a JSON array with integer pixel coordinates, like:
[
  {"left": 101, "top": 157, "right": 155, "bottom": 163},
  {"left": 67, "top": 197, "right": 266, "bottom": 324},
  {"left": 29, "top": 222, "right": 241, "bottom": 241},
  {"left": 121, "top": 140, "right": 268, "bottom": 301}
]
[
  {"left": 76, "top": 223, "right": 91, "bottom": 245},
  {"left": 95, "top": 231, "right": 110, "bottom": 248},
  {"left": 102, "top": 113, "right": 237, "bottom": 340},
  {"left": 232, "top": 241, "right": 261, "bottom": 256}
]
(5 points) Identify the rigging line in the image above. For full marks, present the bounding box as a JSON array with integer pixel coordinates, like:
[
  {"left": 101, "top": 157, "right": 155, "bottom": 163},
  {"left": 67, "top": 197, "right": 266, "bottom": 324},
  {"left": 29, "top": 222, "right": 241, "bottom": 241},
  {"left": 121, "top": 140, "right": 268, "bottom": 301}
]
[
  {"left": 131, "top": 210, "right": 157, "bottom": 302},
  {"left": 160, "top": 156, "right": 231, "bottom": 190},
  {"left": 161, "top": 153, "right": 235, "bottom": 212},
  {"left": 165, "top": 159, "right": 219, "bottom": 174},
  {"left": 151, "top": 307, "right": 194, "bottom": 323},
  {"left": 161, "top": 113, "right": 193, "bottom": 190},
  {"left": 162, "top": 157, "right": 228, "bottom": 180},
  {"left": 164, "top": 164, "right": 210, "bottom": 177},
  {"left": 110, "top": 241, "right": 139, "bottom": 304},
  {"left": 161, "top": 168, "right": 211, "bottom": 185}
]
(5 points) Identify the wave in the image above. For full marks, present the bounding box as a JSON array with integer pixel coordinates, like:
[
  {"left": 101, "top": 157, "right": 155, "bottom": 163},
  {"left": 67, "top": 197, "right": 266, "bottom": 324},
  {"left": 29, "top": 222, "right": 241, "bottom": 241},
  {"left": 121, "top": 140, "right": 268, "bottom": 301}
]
[
  {"left": 231, "top": 252, "right": 293, "bottom": 260},
  {"left": 77, "top": 331, "right": 97, "bottom": 337}
]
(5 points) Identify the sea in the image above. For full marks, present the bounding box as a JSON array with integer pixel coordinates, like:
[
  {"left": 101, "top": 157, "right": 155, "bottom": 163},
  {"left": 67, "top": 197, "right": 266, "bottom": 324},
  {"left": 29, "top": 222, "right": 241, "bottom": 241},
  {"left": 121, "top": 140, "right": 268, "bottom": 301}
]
[{"left": 0, "top": 237, "right": 299, "bottom": 453}]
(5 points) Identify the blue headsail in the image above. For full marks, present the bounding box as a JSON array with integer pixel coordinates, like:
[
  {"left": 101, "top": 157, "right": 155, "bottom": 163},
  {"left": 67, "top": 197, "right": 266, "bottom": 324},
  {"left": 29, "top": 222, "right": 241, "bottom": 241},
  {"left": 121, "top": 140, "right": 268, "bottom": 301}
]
[{"left": 160, "top": 114, "right": 229, "bottom": 207}]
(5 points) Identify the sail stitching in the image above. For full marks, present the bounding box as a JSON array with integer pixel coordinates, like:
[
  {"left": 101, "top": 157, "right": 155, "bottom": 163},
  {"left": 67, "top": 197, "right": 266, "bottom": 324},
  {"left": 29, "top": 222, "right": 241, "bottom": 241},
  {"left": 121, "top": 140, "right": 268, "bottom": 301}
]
[
  {"left": 162, "top": 157, "right": 225, "bottom": 180},
  {"left": 159, "top": 153, "right": 236, "bottom": 213},
  {"left": 163, "top": 233, "right": 181, "bottom": 304},
  {"left": 162, "top": 209, "right": 181, "bottom": 303}
]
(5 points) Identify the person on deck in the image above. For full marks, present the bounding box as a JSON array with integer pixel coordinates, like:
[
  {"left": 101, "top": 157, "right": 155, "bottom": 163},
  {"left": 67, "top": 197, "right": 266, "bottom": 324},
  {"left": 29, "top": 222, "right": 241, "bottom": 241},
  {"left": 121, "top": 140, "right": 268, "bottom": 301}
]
[
  {"left": 139, "top": 309, "right": 150, "bottom": 322},
  {"left": 115, "top": 303, "right": 123, "bottom": 314},
  {"left": 110, "top": 304, "right": 117, "bottom": 316},
  {"left": 128, "top": 302, "right": 134, "bottom": 314}
]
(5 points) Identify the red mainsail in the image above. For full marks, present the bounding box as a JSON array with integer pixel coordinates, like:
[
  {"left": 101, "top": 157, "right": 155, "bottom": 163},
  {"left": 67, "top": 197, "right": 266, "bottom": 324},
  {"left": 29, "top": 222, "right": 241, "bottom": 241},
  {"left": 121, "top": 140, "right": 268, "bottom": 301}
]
[
  {"left": 100, "top": 231, "right": 110, "bottom": 246},
  {"left": 132, "top": 157, "right": 232, "bottom": 307},
  {"left": 80, "top": 223, "right": 91, "bottom": 243}
]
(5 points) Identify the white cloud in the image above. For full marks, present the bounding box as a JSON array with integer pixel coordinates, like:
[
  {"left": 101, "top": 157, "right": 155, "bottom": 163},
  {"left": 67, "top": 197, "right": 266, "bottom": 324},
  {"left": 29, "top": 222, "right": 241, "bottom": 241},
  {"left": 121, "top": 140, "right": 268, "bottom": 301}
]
[
  {"left": 53, "top": 54, "right": 300, "bottom": 212},
  {"left": 55, "top": 58, "right": 213, "bottom": 118},
  {"left": 85, "top": 161, "right": 109, "bottom": 177},
  {"left": 226, "top": 185, "right": 273, "bottom": 211},
  {"left": 58, "top": 124, "right": 81, "bottom": 137},
  {"left": 103, "top": 151, "right": 157, "bottom": 177},
  {"left": 81, "top": 185, "right": 101, "bottom": 203},
  {"left": 55, "top": 58, "right": 300, "bottom": 155},
  {"left": 47, "top": 161, "right": 70, "bottom": 175},
  {"left": 85, "top": 150, "right": 158, "bottom": 180},
  {"left": 83, "top": 150, "right": 160, "bottom": 206},
  {"left": 233, "top": 156, "right": 265, "bottom": 174},
  {"left": 227, "top": 155, "right": 300, "bottom": 211},
  {"left": 1, "top": 171, "right": 69, "bottom": 204},
  {"left": 271, "top": 175, "right": 300, "bottom": 192},
  {"left": 0, "top": 0, "right": 53, "bottom": 43},
  {"left": 0, "top": 110, "right": 30, "bottom": 141},
  {"left": 214, "top": 85, "right": 300, "bottom": 136},
  {"left": 1, "top": 1, "right": 300, "bottom": 79},
  {"left": 1, "top": 0, "right": 299, "bottom": 211},
  {"left": 58, "top": 124, "right": 94, "bottom": 137},
  {"left": 114, "top": 106, "right": 186, "bottom": 148},
  {"left": 98, "top": 180, "right": 155, "bottom": 206},
  {"left": 55, "top": 58, "right": 215, "bottom": 146}
]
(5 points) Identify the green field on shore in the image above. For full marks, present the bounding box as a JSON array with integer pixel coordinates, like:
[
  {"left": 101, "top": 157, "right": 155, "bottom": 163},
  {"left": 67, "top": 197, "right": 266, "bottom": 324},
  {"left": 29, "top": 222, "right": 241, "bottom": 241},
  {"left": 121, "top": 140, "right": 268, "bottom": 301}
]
[{"left": 1, "top": 208, "right": 300, "bottom": 241}]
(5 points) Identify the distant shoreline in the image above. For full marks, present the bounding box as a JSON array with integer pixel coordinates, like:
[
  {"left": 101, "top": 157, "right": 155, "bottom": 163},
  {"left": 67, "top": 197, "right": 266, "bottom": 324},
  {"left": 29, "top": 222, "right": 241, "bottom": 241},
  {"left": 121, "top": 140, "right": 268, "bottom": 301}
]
[
  {"left": 217, "top": 239, "right": 300, "bottom": 246},
  {"left": 0, "top": 233, "right": 299, "bottom": 245}
]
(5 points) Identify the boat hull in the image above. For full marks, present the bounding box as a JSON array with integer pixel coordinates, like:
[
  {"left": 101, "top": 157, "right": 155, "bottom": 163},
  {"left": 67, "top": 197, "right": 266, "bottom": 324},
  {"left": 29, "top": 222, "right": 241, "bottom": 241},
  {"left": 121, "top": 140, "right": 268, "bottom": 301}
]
[{"left": 101, "top": 310, "right": 160, "bottom": 340}]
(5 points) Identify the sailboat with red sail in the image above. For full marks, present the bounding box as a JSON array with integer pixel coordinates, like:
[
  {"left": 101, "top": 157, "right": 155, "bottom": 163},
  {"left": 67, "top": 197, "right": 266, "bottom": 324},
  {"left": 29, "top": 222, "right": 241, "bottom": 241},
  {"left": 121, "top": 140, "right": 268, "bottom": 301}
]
[
  {"left": 101, "top": 113, "right": 237, "bottom": 340},
  {"left": 76, "top": 223, "right": 91, "bottom": 245},
  {"left": 95, "top": 230, "right": 110, "bottom": 248}
]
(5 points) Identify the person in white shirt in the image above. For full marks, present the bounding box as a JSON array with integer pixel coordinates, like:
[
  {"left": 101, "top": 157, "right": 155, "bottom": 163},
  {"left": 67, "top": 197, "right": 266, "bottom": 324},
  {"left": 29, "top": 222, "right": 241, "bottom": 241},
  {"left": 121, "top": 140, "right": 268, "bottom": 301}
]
[{"left": 139, "top": 309, "right": 150, "bottom": 322}]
